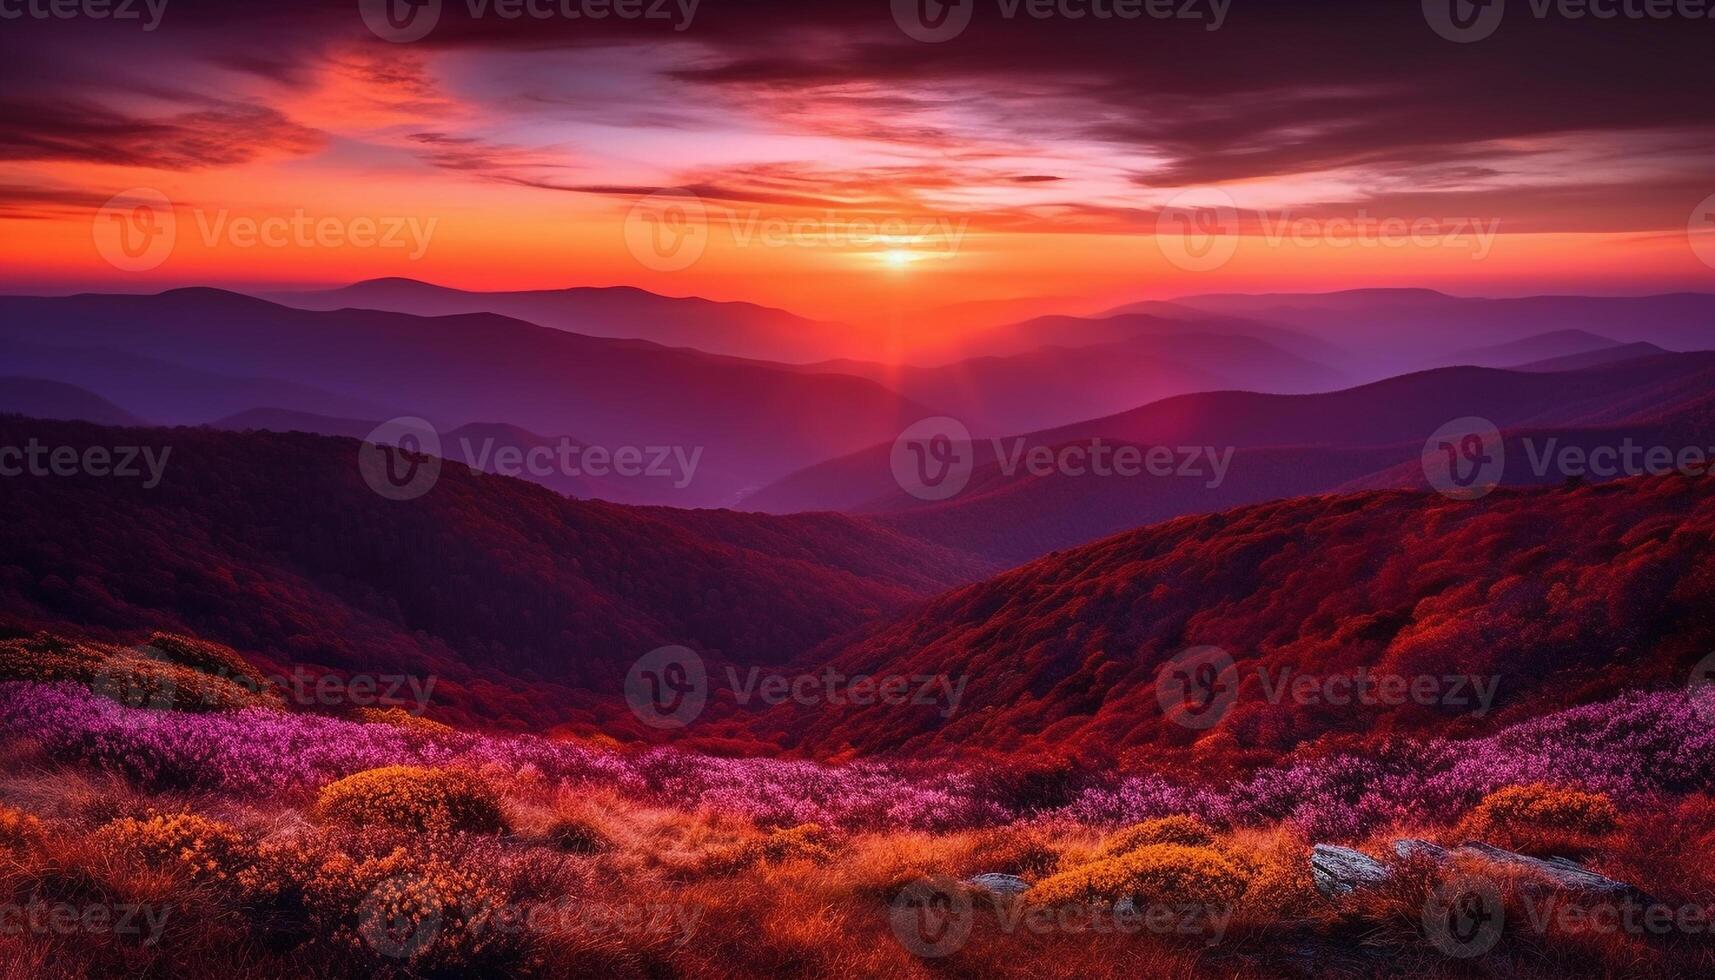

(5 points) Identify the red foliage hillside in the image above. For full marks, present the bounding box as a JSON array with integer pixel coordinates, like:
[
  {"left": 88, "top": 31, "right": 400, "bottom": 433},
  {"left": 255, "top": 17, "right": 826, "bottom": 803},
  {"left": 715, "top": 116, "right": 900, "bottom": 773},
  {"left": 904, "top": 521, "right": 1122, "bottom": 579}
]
[
  {"left": 754, "top": 475, "right": 1715, "bottom": 766},
  {"left": 0, "top": 417, "right": 991, "bottom": 731}
]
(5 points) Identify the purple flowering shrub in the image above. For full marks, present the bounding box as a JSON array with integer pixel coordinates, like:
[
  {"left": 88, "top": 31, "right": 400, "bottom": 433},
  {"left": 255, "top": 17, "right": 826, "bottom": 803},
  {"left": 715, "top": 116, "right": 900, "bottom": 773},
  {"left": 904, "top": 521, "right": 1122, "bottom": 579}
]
[{"left": 2, "top": 681, "right": 1710, "bottom": 838}]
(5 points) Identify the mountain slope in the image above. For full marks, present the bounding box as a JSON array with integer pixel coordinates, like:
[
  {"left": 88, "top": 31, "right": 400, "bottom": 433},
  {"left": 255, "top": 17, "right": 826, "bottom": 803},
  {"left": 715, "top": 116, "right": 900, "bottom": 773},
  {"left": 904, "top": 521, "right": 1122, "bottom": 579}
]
[
  {"left": 0, "top": 378, "right": 144, "bottom": 427},
  {"left": 960, "top": 311, "right": 1342, "bottom": 364},
  {"left": 0, "top": 339, "right": 400, "bottom": 424},
  {"left": 1166, "top": 289, "right": 1715, "bottom": 377},
  {"left": 1441, "top": 329, "right": 1623, "bottom": 367},
  {"left": 803, "top": 332, "right": 1344, "bottom": 435},
  {"left": 872, "top": 355, "right": 1715, "bottom": 562},
  {"left": 754, "top": 476, "right": 1715, "bottom": 762},
  {"left": 0, "top": 417, "right": 992, "bottom": 731},
  {"left": 749, "top": 354, "right": 1715, "bottom": 561},
  {"left": 0, "top": 289, "right": 934, "bottom": 507},
  {"left": 267, "top": 277, "right": 863, "bottom": 364},
  {"left": 1513, "top": 341, "right": 1670, "bottom": 373}
]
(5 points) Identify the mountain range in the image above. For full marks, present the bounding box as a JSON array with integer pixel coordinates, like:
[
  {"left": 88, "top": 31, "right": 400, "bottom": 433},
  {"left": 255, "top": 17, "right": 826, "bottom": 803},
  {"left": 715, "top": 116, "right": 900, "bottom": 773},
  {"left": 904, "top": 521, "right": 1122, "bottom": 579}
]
[
  {"left": 0, "top": 289, "right": 933, "bottom": 507},
  {"left": 749, "top": 352, "right": 1715, "bottom": 562}
]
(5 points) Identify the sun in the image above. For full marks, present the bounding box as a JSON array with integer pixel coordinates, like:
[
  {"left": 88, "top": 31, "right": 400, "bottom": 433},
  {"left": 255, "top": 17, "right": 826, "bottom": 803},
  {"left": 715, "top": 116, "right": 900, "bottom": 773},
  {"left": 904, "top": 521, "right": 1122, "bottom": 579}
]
[{"left": 882, "top": 249, "right": 916, "bottom": 268}]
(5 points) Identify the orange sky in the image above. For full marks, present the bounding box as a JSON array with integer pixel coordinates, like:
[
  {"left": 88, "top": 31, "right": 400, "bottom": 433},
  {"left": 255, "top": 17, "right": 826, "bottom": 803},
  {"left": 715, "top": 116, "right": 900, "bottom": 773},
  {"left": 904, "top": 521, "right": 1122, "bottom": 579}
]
[{"left": 2, "top": 4, "right": 1713, "bottom": 324}]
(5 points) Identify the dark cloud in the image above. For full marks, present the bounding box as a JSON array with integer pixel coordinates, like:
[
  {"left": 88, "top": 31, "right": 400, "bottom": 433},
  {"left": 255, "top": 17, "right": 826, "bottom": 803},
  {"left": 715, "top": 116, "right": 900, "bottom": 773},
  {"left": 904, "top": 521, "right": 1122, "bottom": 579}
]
[
  {"left": 0, "top": 0, "right": 1708, "bottom": 228},
  {"left": 0, "top": 98, "right": 324, "bottom": 169}
]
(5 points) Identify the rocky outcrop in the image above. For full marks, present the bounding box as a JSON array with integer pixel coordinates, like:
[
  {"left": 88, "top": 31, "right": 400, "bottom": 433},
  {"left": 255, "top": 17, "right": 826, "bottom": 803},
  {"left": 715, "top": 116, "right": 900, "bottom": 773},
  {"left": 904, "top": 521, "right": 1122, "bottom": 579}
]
[
  {"left": 1311, "top": 844, "right": 1393, "bottom": 897},
  {"left": 1456, "top": 842, "right": 1639, "bottom": 898},
  {"left": 1311, "top": 839, "right": 1641, "bottom": 899},
  {"left": 965, "top": 872, "right": 1031, "bottom": 896}
]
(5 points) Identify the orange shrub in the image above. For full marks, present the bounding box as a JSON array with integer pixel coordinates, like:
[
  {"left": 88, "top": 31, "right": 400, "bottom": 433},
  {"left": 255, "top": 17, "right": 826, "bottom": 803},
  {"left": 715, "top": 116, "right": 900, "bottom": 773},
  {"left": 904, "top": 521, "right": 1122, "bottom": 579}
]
[
  {"left": 0, "top": 633, "right": 111, "bottom": 682},
  {"left": 96, "top": 812, "right": 259, "bottom": 886},
  {"left": 341, "top": 857, "right": 519, "bottom": 973},
  {"left": 968, "top": 824, "right": 1066, "bottom": 879},
  {"left": 1099, "top": 815, "right": 1217, "bottom": 855},
  {"left": 269, "top": 842, "right": 527, "bottom": 974},
  {"left": 1029, "top": 843, "right": 1251, "bottom": 908},
  {"left": 139, "top": 632, "right": 273, "bottom": 693},
  {"left": 351, "top": 707, "right": 454, "bottom": 735},
  {"left": 314, "top": 766, "right": 508, "bottom": 834},
  {"left": 707, "top": 824, "right": 832, "bottom": 873},
  {"left": 546, "top": 813, "right": 611, "bottom": 855},
  {"left": 0, "top": 631, "right": 275, "bottom": 712},
  {"left": 1224, "top": 826, "right": 1315, "bottom": 921},
  {"left": 1457, "top": 783, "right": 1620, "bottom": 856},
  {"left": 0, "top": 805, "right": 44, "bottom": 852}
]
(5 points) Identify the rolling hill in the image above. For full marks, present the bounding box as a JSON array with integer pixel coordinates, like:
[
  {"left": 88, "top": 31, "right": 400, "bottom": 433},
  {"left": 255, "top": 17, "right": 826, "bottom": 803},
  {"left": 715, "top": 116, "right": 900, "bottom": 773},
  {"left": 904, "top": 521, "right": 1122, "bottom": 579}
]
[
  {"left": 0, "top": 378, "right": 143, "bottom": 427},
  {"left": 0, "top": 417, "right": 993, "bottom": 732},
  {"left": 1, "top": 339, "right": 400, "bottom": 424},
  {"left": 1440, "top": 329, "right": 1625, "bottom": 368},
  {"left": 752, "top": 475, "right": 1715, "bottom": 763},
  {"left": 1514, "top": 341, "right": 1671, "bottom": 373}
]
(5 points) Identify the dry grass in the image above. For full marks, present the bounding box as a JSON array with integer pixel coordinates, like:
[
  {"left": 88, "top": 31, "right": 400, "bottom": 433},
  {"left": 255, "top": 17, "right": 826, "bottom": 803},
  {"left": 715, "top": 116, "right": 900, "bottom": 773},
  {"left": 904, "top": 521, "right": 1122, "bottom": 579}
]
[{"left": 0, "top": 749, "right": 1708, "bottom": 978}]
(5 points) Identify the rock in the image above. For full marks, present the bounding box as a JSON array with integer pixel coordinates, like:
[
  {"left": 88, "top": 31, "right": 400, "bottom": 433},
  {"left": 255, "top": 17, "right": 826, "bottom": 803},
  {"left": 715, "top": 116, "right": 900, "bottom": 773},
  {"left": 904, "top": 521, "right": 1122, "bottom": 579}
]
[
  {"left": 1315, "top": 839, "right": 1645, "bottom": 903},
  {"left": 1456, "top": 841, "right": 1639, "bottom": 898},
  {"left": 965, "top": 872, "right": 1030, "bottom": 896},
  {"left": 1310, "top": 844, "right": 1393, "bottom": 897},
  {"left": 1393, "top": 838, "right": 1451, "bottom": 863}
]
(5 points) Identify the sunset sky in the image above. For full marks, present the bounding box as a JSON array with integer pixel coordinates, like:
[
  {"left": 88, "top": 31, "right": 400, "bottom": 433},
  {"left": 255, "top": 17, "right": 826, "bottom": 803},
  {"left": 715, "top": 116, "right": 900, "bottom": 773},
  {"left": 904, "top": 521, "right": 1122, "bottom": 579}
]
[{"left": 2, "top": 0, "right": 1713, "bottom": 323}]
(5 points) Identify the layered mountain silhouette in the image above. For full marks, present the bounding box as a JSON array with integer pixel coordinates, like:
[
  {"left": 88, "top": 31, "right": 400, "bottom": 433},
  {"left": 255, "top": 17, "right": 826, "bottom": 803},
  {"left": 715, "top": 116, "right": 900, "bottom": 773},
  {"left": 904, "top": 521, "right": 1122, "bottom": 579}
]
[
  {"left": 748, "top": 353, "right": 1715, "bottom": 562},
  {"left": 0, "top": 290, "right": 933, "bottom": 507},
  {"left": 1440, "top": 329, "right": 1628, "bottom": 368},
  {"left": 266, "top": 278, "right": 866, "bottom": 364},
  {"left": 0, "top": 378, "right": 142, "bottom": 427},
  {"left": 801, "top": 331, "right": 1345, "bottom": 435},
  {"left": 1161, "top": 289, "right": 1715, "bottom": 379}
]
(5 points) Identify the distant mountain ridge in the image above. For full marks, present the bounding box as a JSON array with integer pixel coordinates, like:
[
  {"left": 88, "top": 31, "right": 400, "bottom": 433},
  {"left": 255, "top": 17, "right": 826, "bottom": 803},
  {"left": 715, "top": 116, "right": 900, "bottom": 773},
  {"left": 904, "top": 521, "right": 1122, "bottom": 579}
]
[
  {"left": 265, "top": 277, "right": 864, "bottom": 364},
  {"left": 748, "top": 353, "right": 1715, "bottom": 561},
  {"left": 794, "top": 331, "right": 1345, "bottom": 435},
  {"left": 0, "top": 378, "right": 143, "bottom": 427},
  {"left": 0, "top": 289, "right": 935, "bottom": 507},
  {"left": 1160, "top": 289, "right": 1715, "bottom": 378}
]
